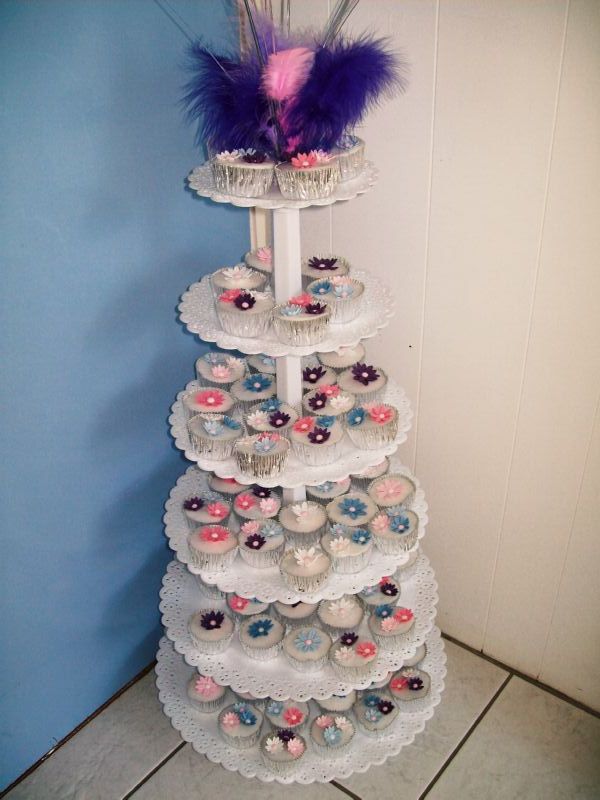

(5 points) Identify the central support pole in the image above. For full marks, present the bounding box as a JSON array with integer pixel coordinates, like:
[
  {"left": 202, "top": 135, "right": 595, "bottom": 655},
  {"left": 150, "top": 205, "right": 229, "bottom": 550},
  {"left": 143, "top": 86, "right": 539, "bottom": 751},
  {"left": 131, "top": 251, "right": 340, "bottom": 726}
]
[{"left": 272, "top": 208, "right": 306, "bottom": 504}]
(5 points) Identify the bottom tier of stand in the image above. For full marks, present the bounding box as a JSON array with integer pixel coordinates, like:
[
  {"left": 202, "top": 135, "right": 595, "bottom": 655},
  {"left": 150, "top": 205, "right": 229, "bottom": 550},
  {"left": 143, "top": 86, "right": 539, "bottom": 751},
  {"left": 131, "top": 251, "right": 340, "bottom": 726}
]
[{"left": 155, "top": 630, "right": 446, "bottom": 784}]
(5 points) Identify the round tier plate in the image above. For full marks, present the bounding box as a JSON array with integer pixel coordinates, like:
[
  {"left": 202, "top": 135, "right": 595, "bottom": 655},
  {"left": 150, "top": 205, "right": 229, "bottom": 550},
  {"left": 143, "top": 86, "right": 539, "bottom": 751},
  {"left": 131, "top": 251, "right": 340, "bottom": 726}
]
[
  {"left": 187, "top": 161, "right": 378, "bottom": 210},
  {"left": 160, "top": 556, "right": 438, "bottom": 700},
  {"left": 169, "top": 377, "right": 412, "bottom": 488},
  {"left": 156, "top": 630, "right": 446, "bottom": 784},
  {"left": 178, "top": 269, "right": 394, "bottom": 357},
  {"left": 164, "top": 461, "right": 427, "bottom": 603}
]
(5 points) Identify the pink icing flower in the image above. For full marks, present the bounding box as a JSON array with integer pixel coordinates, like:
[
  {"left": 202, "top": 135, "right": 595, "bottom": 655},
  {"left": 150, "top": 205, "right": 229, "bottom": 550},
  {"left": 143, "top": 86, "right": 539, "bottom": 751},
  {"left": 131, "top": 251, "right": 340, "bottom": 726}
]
[
  {"left": 356, "top": 641, "right": 378, "bottom": 659},
  {"left": 235, "top": 493, "right": 256, "bottom": 511},
  {"left": 241, "top": 520, "right": 260, "bottom": 535},
  {"left": 293, "top": 416, "right": 315, "bottom": 433},
  {"left": 229, "top": 595, "right": 250, "bottom": 611},
  {"left": 320, "top": 384, "right": 340, "bottom": 398},
  {"left": 371, "top": 514, "right": 390, "bottom": 533},
  {"left": 256, "top": 246, "right": 272, "bottom": 263},
  {"left": 194, "top": 675, "right": 220, "bottom": 698},
  {"left": 200, "top": 526, "right": 229, "bottom": 542},
  {"left": 287, "top": 737, "right": 305, "bottom": 757},
  {"left": 210, "top": 364, "right": 232, "bottom": 379},
  {"left": 283, "top": 707, "right": 305, "bottom": 726},
  {"left": 312, "top": 149, "right": 333, "bottom": 163},
  {"left": 375, "top": 479, "right": 404, "bottom": 503},
  {"left": 289, "top": 292, "right": 312, "bottom": 307},
  {"left": 195, "top": 389, "right": 225, "bottom": 408},
  {"left": 379, "top": 576, "right": 392, "bottom": 585},
  {"left": 291, "top": 151, "right": 317, "bottom": 169},
  {"left": 207, "top": 501, "right": 228, "bottom": 519},
  {"left": 394, "top": 608, "right": 414, "bottom": 624},
  {"left": 221, "top": 712, "right": 240, "bottom": 728},
  {"left": 381, "top": 617, "right": 400, "bottom": 632},
  {"left": 390, "top": 676, "right": 409, "bottom": 691},
  {"left": 259, "top": 497, "right": 278, "bottom": 516},
  {"left": 219, "top": 288, "right": 242, "bottom": 303},
  {"left": 315, "top": 714, "right": 335, "bottom": 729},
  {"left": 367, "top": 404, "right": 394, "bottom": 425}
]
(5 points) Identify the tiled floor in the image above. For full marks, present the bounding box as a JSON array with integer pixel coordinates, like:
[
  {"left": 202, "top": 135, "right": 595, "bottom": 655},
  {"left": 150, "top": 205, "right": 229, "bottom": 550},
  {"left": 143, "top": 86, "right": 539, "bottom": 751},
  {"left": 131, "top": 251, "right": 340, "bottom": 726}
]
[{"left": 5, "top": 639, "right": 600, "bottom": 800}]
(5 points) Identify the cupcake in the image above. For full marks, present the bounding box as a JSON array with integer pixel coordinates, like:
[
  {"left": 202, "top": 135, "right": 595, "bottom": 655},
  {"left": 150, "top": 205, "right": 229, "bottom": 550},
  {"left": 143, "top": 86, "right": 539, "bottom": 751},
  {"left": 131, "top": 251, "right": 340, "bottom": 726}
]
[
  {"left": 230, "top": 373, "right": 277, "bottom": 411},
  {"left": 182, "top": 386, "right": 236, "bottom": 420},
  {"left": 212, "top": 149, "right": 275, "bottom": 197},
  {"left": 302, "top": 383, "right": 354, "bottom": 420},
  {"left": 195, "top": 353, "right": 247, "bottom": 389},
  {"left": 272, "top": 295, "right": 331, "bottom": 346},
  {"left": 289, "top": 415, "right": 344, "bottom": 466},
  {"left": 402, "top": 643, "right": 427, "bottom": 668},
  {"left": 238, "top": 519, "right": 286, "bottom": 568},
  {"left": 282, "top": 625, "right": 332, "bottom": 672},
  {"left": 187, "top": 414, "right": 242, "bottom": 460},
  {"left": 310, "top": 713, "right": 355, "bottom": 757},
  {"left": 334, "top": 135, "right": 366, "bottom": 181},
  {"left": 359, "top": 576, "right": 401, "bottom": 611},
  {"left": 307, "top": 276, "right": 364, "bottom": 324},
  {"left": 238, "top": 614, "right": 285, "bottom": 661},
  {"left": 329, "top": 633, "right": 378, "bottom": 680},
  {"left": 368, "top": 606, "right": 415, "bottom": 648},
  {"left": 210, "top": 264, "right": 268, "bottom": 298},
  {"left": 264, "top": 699, "right": 309, "bottom": 732},
  {"left": 233, "top": 486, "right": 281, "bottom": 521},
  {"left": 368, "top": 474, "right": 416, "bottom": 508},
  {"left": 247, "top": 353, "right": 277, "bottom": 374},
  {"left": 244, "top": 246, "right": 273, "bottom": 274},
  {"left": 218, "top": 701, "right": 264, "bottom": 749},
  {"left": 353, "top": 691, "right": 399, "bottom": 738},
  {"left": 345, "top": 403, "right": 398, "bottom": 449},
  {"left": 338, "top": 362, "right": 388, "bottom": 404},
  {"left": 317, "top": 342, "right": 365, "bottom": 372},
  {"left": 369, "top": 508, "right": 419, "bottom": 554},
  {"left": 245, "top": 401, "right": 299, "bottom": 439},
  {"left": 326, "top": 491, "right": 378, "bottom": 529},
  {"left": 233, "top": 691, "right": 267, "bottom": 711},
  {"left": 278, "top": 500, "right": 327, "bottom": 548},
  {"left": 188, "top": 525, "right": 238, "bottom": 572},
  {"left": 321, "top": 525, "right": 373, "bottom": 574},
  {"left": 316, "top": 595, "right": 365, "bottom": 638},
  {"left": 389, "top": 667, "right": 431, "bottom": 701},
  {"left": 183, "top": 494, "right": 231, "bottom": 530},
  {"left": 187, "top": 674, "right": 228, "bottom": 713},
  {"left": 275, "top": 150, "right": 340, "bottom": 200},
  {"left": 301, "top": 254, "right": 350, "bottom": 286},
  {"left": 208, "top": 475, "right": 247, "bottom": 496},
  {"left": 280, "top": 546, "right": 332, "bottom": 593},
  {"left": 273, "top": 599, "right": 319, "bottom": 628},
  {"left": 317, "top": 690, "right": 357, "bottom": 714},
  {"left": 301, "top": 362, "right": 337, "bottom": 391},
  {"left": 306, "top": 478, "right": 351, "bottom": 502},
  {"left": 188, "top": 608, "right": 235, "bottom": 654},
  {"left": 215, "top": 289, "right": 275, "bottom": 338},
  {"left": 350, "top": 458, "right": 390, "bottom": 489},
  {"left": 226, "top": 593, "right": 270, "bottom": 621},
  {"left": 260, "top": 729, "right": 306, "bottom": 775},
  {"left": 234, "top": 433, "right": 290, "bottom": 479}
]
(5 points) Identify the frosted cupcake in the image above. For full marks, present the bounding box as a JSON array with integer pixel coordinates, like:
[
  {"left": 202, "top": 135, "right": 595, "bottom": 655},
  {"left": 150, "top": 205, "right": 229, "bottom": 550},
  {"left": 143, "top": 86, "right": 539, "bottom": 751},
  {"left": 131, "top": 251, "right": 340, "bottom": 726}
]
[
  {"left": 215, "top": 289, "right": 275, "bottom": 338},
  {"left": 338, "top": 362, "right": 388, "bottom": 404},
  {"left": 272, "top": 295, "right": 331, "bottom": 346},
  {"left": 289, "top": 416, "right": 344, "bottom": 466},
  {"left": 187, "top": 414, "right": 242, "bottom": 460},
  {"left": 310, "top": 714, "right": 355, "bottom": 757},
  {"left": 345, "top": 403, "right": 398, "bottom": 450},
  {"left": 321, "top": 525, "right": 373, "bottom": 574},
  {"left": 187, "top": 674, "right": 228, "bottom": 713},
  {"left": 234, "top": 433, "right": 290, "bottom": 479},
  {"left": 210, "top": 264, "right": 268, "bottom": 298},
  {"left": 302, "top": 384, "right": 355, "bottom": 422},
  {"left": 182, "top": 387, "right": 236, "bottom": 420},
  {"left": 307, "top": 276, "right": 364, "bottom": 324},
  {"left": 368, "top": 474, "right": 416, "bottom": 508},
  {"left": 188, "top": 525, "right": 238, "bottom": 571},
  {"left": 317, "top": 595, "right": 365, "bottom": 638},
  {"left": 218, "top": 701, "right": 263, "bottom": 749},
  {"left": 265, "top": 699, "right": 309, "bottom": 732},
  {"left": 233, "top": 486, "right": 281, "bottom": 521},
  {"left": 334, "top": 135, "right": 366, "bottom": 181},
  {"left": 238, "top": 519, "right": 286, "bottom": 568},
  {"left": 212, "top": 149, "right": 275, "bottom": 197},
  {"left": 318, "top": 691, "right": 357, "bottom": 714},
  {"left": 273, "top": 600, "right": 319, "bottom": 628},
  {"left": 301, "top": 254, "right": 350, "bottom": 285},
  {"left": 403, "top": 642, "right": 427, "bottom": 668},
  {"left": 188, "top": 608, "right": 235, "bottom": 654},
  {"left": 317, "top": 342, "right": 365, "bottom": 372},
  {"left": 353, "top": 691, "right": 399, "bottom": 738},
  {"left": 260, "top": 729, "right": 306, "bottom": 775},
  {"left": 239, "top": 614, "right": 285, "bottom": 661},
  {"left": 302, "top": 362, "right": 337, "bottom": 391},
  {"left": 368, "top": 605, "right": 415, "bottom": 648},
  {"left": 230, "top": 373, "right": 277, "bottom": 411},
  {"left": 326, "top": 491, "right": 378, "bottom": 529},
  {"left": 278, "top": 501, "right": 327, "bottom": 548},
  {"left": 183, "top": 494, "right": 231, "bottom": 530},
  {"left": 247, "top": 353, "right": 277, "bottom": 374},
  {"left": 226, "top": 593, "right": 270, "bottom": 621},
  {"left": 280, "top": 546, "right": 332, "bottom": 593},
  {"left": 350, "top": 458, "right": 390, "bottom": 489},
  {"left": 370, "top": 508, "right": 419, "bottom": 555},
  {"left": 244, "top": 246, "right": 273, "bottom": 274},
  {"left": 245, "top": 401, "right": 298, "bottom": 439},
  {"left": 306, "top": 478, "right": 351, "bottom": 502},
  {"left": 329, "top": 633, "right": 378, "bottom": 680},
  {"left": 195, "top": 353, "right": 246, "bottom": 389},
  {"left": 275, "top": 150, "right": 340, "bottom": 200},
  {"left": 359, "top": 577, "right": 401, "bottom": 610},
  {"left": 283, "top": 625, "right": 332, "bottom": 672},
  {"left": 389, "top": 667, "right": 431, "bottom": 701}
]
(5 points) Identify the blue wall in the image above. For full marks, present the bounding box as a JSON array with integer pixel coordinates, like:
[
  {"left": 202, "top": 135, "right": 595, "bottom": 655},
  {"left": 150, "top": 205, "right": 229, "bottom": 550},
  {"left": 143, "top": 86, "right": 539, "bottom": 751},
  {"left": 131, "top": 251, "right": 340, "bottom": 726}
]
[{"left": 0, "top": 0, "right": 247, "bottom": 788}]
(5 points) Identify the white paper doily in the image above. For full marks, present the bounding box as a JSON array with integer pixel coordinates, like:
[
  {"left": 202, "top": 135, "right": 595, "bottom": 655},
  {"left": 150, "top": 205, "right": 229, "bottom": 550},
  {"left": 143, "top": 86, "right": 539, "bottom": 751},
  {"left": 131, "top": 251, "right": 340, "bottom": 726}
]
[
  {"left": 169, "top": 377, "right": 412, "bottom": 488},
  {"left": 159, "top": 556, "right": 438, "bottom": 700},
  {"left": 187, "top": 161, "right": 378, "bottom": 211},
  {"left": 155, "top": 629, "right": 446, "bottom": 784},
  {"left": 163, "top": 461, "right": 428, "bottom": 603},
  {"left": 178, "top": 269, "right": 394, "bottom": 358}
]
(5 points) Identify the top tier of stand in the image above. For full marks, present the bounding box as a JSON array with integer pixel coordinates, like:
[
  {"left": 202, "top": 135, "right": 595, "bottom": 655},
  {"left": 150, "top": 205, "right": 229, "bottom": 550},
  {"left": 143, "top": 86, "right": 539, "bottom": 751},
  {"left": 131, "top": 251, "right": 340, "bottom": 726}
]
[{"left": 188, "top": 161, "right": 378, "bottom": 210}]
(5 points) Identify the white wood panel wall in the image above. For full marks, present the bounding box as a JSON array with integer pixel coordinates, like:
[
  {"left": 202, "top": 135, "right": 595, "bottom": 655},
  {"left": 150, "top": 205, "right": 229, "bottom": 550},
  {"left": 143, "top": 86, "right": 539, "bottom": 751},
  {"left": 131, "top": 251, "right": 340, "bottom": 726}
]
[{"left": 253, "top": 0, "right": 600, "bottom": 709}]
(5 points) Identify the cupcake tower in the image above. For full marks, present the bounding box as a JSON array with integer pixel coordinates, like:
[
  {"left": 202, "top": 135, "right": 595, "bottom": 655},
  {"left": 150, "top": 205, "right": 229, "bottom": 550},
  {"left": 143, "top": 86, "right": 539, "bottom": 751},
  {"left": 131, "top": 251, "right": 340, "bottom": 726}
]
[{"left": 156, "top": 158, "right": 446, "bottom": 783}]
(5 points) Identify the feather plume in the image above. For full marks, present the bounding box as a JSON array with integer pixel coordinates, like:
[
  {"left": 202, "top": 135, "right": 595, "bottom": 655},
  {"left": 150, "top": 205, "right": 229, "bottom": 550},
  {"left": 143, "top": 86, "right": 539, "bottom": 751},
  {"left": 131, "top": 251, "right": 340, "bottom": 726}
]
[{"left": 263, "top": 47, "right": 315, "bottom": 102}]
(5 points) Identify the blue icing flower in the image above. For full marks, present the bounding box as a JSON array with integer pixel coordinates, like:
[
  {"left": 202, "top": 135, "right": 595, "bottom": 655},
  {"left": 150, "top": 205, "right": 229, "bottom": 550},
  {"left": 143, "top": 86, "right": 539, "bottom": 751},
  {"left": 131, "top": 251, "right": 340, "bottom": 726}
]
[
  {"left": 260, "top": 355, "right": 275, "bottom": 367},
  {"left": 238, "top": 709, "right": 257, "bottom": 726},
  {"left": 316, "top": 415, "right": 335, "bottom": 428},
  {"left": 267, "top": 700, "right": 284, "bottom": 716},
  {"left": 364, "top": 707, "right": 382, "bottom": 723},
  {"left": 363, "top": 694, "right": 381, "bottom": 708},
  {"left": 347, "top": 407, "right": 366, "bottom": 426},
  {"left": 222, "top": 415, "right": 241, "bottom": 430},
  {"left": 310, "top": 280, "right": 332, "bottom": 295},
  {"left": 233, "top": 702, "right": 249, "bottom": 712},
  {"left": 374, "top": 604, "right": 395, "bottom": 619},
  {"left": 294, "top": 628, "right": 322, "bottom": 652},
  {"left": 203, "top": 420, "right": 223, "bottom": 436},
  {"left": 330, "top": 523, "right": 348, "bottom": 537},
  {"left": 389, "top": 514, "right": 411, "bottom": 533},
  {"left": 261, "top": 520, "right": 283, "bottom": 538},
  {"left": 316, "top": 481, "right": 335, "bottom": 492},
  {"left": 386, "top": 504, "right": 406, "bottom": 517},
  {"left": 361, "top": 585, "right": 378, "bottom": 597},
  {"left": 338, "top": 497, "right": 367, "bottom": 520},
  {"left": 351, "top": 528, "right": 371, "bottom": 545},
  {"left": 204, "top": 353, "right": 221, "bottom": 364},
  {"left": 248, "top": 618, "right": 273, "bottom": 638},
  {"left": 243, "top": 374, "right": 273, "bottom": 393},
  {"left": 260, "top": 397, "right": 282, "bottom": 412},
  {"left": 253, "top": 437, "right": 277, "bottom": 453},
  {"left": 281, "top": 304, "right": 303, "bottom": 316},
  {"left": 333, "top": 283, "right": 354, "bottom": 298},
  {"left": 323, "top": 725, "right": 343, "bottom": 746}
]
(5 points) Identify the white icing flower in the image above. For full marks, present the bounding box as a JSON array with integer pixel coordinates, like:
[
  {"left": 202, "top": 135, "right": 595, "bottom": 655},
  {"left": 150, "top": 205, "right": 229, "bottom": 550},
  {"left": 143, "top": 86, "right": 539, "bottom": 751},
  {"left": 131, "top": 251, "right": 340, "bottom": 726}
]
[
  {"left": 216, "top": 150, "right": 240, "bottom": 162},
  {"left": 335, "top": 715, "right": 351, "bottom": 730},
  {"left": 222, "top": 265, "right": 254, "bottom": 281},
  {"left": 247, "top": 410, "right": 269, "bottom": 428},
  {"left": 226, "top": 356, "right": 245, "bottom": 370},
  {"left": 331, "top": 275, "right": 352, "bottom": 286},
  {"left": 265, "top": 736, "right": 284, "bottom": 753},
  {"left": 293, "top": 547, "right": 320, "bottom": 568},
  {"left": 328, "top": 597, "right": 355, "bottom": 617},
  {"left": 291, "top": 501, "right": 310, "bottom": 520},
  {"left": 334, "top": 646, "right": 353, "bottom": 662},
  {"left": 328, "top": 393, "right": 354, "bottom": 412},
  {"left": 328, "top": 537, "right": 351, "bottom": 554}
]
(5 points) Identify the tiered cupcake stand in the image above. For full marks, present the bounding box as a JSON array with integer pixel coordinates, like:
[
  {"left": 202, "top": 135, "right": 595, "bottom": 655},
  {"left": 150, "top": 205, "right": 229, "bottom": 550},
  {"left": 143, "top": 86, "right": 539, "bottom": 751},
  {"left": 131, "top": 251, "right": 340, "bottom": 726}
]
[{"left": 155, "top": 161, "right": 446, "bottom": 783}]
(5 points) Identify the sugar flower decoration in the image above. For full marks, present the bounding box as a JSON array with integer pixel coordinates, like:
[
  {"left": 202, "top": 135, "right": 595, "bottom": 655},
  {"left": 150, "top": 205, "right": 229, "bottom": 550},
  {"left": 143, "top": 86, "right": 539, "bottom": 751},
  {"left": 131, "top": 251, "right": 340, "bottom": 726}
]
[
  {"left": 276, "top": 728, "right": 295, "bottom": 743},
  {"left": 367, "top": 404, "right": 394, "bottom": 425},
  {"left": 381, "top": 617, "right": 400, "bottom": 632},
  {"left": 256, "top": 246, "right": 272, "bottom": 263},
  {"left": 211, "top": 364, "right": 232, "bottom": 379},
  {"left": 216, "top": 150, "right": 240, "bottom": 162},
  {"left": 287, "top": 737, "right": 305, "bottom": 757},
  {"left": 330, "top": 522, "right": 348, "bottom": 537},
  {"left": 294, "top": 628, "right": 322, "bottom": 652},
  {"left": 283, "top": 707, "right": 305, "bottom": 726},
  {"left": 305, "top": 302, "right": 327, "bottom": 315},
  {"left": 202, "top": 419, "right": 224, "bottom": 436},
  {"left": 374, "top": 604, "right": 394, "bottom": 619},
  {"left": 408, "top": 676, "right": 424, "bottom": 691},
  {"left": 293, "top": 547, "right": 321, "bottom": 568},
  {"left": 265, "top": 735, "right": 283, "bottom": 753},
  {"left": 333, "top": 282, "right": 354, "bottom": 298},
  {"left": 351, "top": 528, "right": 370, "bottom": 545},
  {"left": 338, "top": 497, "right": 367, "bottom": 520},
  {"left": 253, "top": 434, "right": 279, "bottom": 453},
  {"left": 200, "top": 526, "right": 229, "bottom": 542},
  {"left": 308, "top": 427, "right": 330, "bottom": 444},
  {"left": 394, "top": 608, "right": 414, "bottom": 623},
  {"left": 328, "top": 536, "right": 350, "bottom": 553},
  {"left": 281, "top": 303, "right": 303, "bottom": 316},
  {"left": 207, "top": 501, "right": 229, "bottom": 519},
  {"left": 293, "top": 416, "right": 315, "bottom": 434},
  {"left": 251, "top": 484, "right": 271, "bottom": 498},
  {"left": 222, "top": 416, "right": 241, "bottom": 430},
  {"left": 311, "top": 280, "right": 332, "bottom": 295},
  {"left": 289, "top": 292, "right": 312, "bottom": 307},
  {"left": 334, "top": 646, "right": 353, "bottom": 662},
  {"left": 356, "top": 641, "right": 377, "bottom": 659},
  {"left": 267, "top": 700, "right": 284, "bottom": 716},
  {"left": 242, "top": 149, "right": 267, "bottom": 163},
  {"left": 371, "top": 513, "right": 390, "bottom": 533},
  {"left": 364, "top": 708, "right": 382, "bottom": 723},
  {"left": 390, "top": 514, "right": 411, "bottom": 533},
  {"left": 291, "top": 151, "right": 317, "bottom": 168},
  {"left": 377, "top": 699, "right": 395, "bottom": 715},
  {"left": 339, "top": 631, "right": 358, "bottom": 646},
  {"left": 259, "top": 354, "right": 275, "bottom": 367},
  {"left": 316, "top": 714, "right": 335, "bottom": 729},
  {"left": 347, "top": 407, "right": 366, "bottom": 426},
  {"left": 259, "top": 497, "right": 279, "bottom": 516},
  {"left": 316, "top": 415, "right": 335, "bottom": 428},
  {"left": 329, "top": 393, "right": 354, "bottom": 412},
  {"left": 380, "top": 581, "right": 399, "bottom": 597},
  {"left": 351, "top": 362, "right": 380, "bottom": 386},
  {"left": 219, "top": 288, "right": 242, "bottom": 303},
  {"left": 291, "top": 501, "right": 310, "bottom": 519},
  {"left": 390, "top": 676, "right": 409, "bottom": 692},
  {"left": 221, "top": 711, "right": 240, "bottom": 728},
  {"left": 308, "top": 256, "right": 338, "bottom": 271},
  {"left": 363, "top": 693, "right": 381, "bottom": 708},
  {"left": 320, "top": 384, "right": 340, "bottom": 398},
  {"left": 261, "top": 520, "right": 283, "bottom": 538},
  {"left": 243, "top": 374, "right": 272, "bottom": 393},
  {"left": 245, "top": 533, "right": 266, "bottom": 550},
  {"left": 241, "top": 520, "right": 260, "bottom": 534},
  {"left": 235, "top": 493, "right": 256, "bottom": 511},
  {"left": 315, "top": 481, "right": 335, "bottom": 492},
  {"left": 308, "top": 393, "right": 327, "bottom": 411},
  {"left": 335, "top": 715, "right": 351, "bottom": 730},
  {"left": 226, "top": 356, "right": 245, "bottom": 369},
  {"left": 184, "top": 497, "right": 204, "bottom": 512},
  {"left": 260, "top": 397, "right": 282, "bottom": 412},
  {"left": 327, "top": 597, "right": 356, "bottom": 618},
  {"left": 247, "top": 618, "right": 273, "bottom": 638},
  {"left": 222, "top": 265, "right": 255, "bottom": 281},
  {"left": 268, "top": 410, "right": 290, "bottom": 428},
  {"left": 303, "top": 365, "right": 326, "bottom": 383},
  {"left": 238, "top": 707, "right": 257, "bottom": 725},
  {"left": 200, "top": 610, "right": 225, "bottom": 630},
  {"left": 323, "top": 726, "right": 342, "bottom": 746},
  {"left": 247, "top": 409, "right": 269, "bottom": 428},
  {"left": 229, "top": 595, "right": 249, "bottom": 611}
]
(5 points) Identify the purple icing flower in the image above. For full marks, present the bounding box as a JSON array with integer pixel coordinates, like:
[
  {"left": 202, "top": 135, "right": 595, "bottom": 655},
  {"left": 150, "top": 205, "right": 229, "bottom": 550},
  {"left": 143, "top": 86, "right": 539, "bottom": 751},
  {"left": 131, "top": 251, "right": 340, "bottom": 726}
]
[
  {"left": 242, "top": 151, "right": 267, "bottom": 163},
  {"left": 308, "top": 256, "right": 338, "bottom": 271},
  {"left": 377, "top": 699, "right": 395, "bottom": 715},
  {"left": 408, "top": 676, "right": 424, "bottom": 691},
  {"left": 302, "top": 365, "right": 326, "bottom": 384},
  {"left": 252, "top": 485, "right": 271, "bottom": 498},
  {"left": 308, "top": 392, "right": 327, "bottom": 411},
  {"left": 269, "top": 410, "right": 291, "bottom": 428},
  {"left": 351, "top": 362, "right": 380, "bottom": 386},
  {"left": 308, "top": 427, "right": 331, "bottom": 444},
  {"left": 277, "top": 728, "right": 295, "bottom": 742},
  {"left": 245, "top": 533, "right": 266, "bottom": 550},
  {"left": 200, "top": 610, "right": 225, "bottom": 631},
  {"left": 380, "top": 581, "right": 399, "bottom": 597},
  {"left": 305, "top": 303, "right": 327, "bottom": 315},
  {"left": 340, "top": 631, "right": 358, "bottom": 646},
  {"left": 184, "top": 497, "right": 204, "bottom": 511},
  {"left": 234, "top": 292, "right": 256, "bottom": 311}
]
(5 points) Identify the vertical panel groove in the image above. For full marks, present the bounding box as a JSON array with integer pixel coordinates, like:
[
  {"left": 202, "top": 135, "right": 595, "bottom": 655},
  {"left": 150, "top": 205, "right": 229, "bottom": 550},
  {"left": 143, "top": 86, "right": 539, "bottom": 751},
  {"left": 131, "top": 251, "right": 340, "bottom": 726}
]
[{"left": 481, "top": 0, "right": 572, "bottom": 656}]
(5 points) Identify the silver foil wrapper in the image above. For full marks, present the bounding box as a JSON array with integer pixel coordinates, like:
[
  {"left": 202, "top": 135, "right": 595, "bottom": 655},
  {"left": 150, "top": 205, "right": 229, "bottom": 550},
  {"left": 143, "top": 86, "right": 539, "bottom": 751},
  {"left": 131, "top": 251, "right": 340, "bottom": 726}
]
[
  {"left": 345, "top": 416, "right": 398, "bottom": 450},
  {"left": 187, "top": 544, "right": 239, "bottom": 573},
  {"left": 337, "top": 138, "right": 366, "bottom": 182},
  {"left": 280, "top": 564, "right": 332, "bottom": 593},
  {"left": 234, "top": 442, "right": 290, "bottom": 478},
  {"left": 272, "top": 306, "right": 331, "bottom": 346},
  {"left": 188, "top": 627, "right": 234, "bottom": 655},
  {"left": 212, "top": 160, "right": 274, "bottom": 197},
  {"left": 291, "top": 437, "right": 342, "bottom": 466},
  {"left": 239, "top": 640, "right": 283, "bottom": 661},
  {"left": 216, "top": 306, "right": 273, "bottom": 338},
  {"left": 239, "top": 542, "right": 285, "bottom": 569},
  {"left": 373, "top": 527, "right": 419, "bottom": 554},
  {"left": 276, "top": 162, "right": 341, "bottom": 200},
  {"left": 187, "top": 419, "right": 240, "bottom": 461}
]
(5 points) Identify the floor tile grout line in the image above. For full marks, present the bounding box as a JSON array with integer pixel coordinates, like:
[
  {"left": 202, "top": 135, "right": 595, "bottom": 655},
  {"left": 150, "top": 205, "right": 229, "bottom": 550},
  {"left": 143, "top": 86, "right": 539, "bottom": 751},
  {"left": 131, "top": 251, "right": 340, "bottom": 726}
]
[
  {"left": 121, "top": 740, "right": 187, "bottom": 800},
  {"left": 418, "top": 673, "right": 513, "bottom": 800},
  {"left": 330, "top": 778, "right": 364, "bottom": 800},
  {"left": 442, "top": 632, "right": 600, "bottom": 719}
]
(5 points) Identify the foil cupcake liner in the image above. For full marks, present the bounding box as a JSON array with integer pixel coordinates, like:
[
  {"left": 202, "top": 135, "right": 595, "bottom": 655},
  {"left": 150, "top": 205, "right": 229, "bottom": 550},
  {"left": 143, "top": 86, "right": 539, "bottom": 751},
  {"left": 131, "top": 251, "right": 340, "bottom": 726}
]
[
  {"left": 291, "top": 438, "right": 342, "bottom": 466},
  {"left": 275, "top": 162, "right": 341, "bottom": 200},
  {"left": 234, "top": 445, "right": 290, "bottom": 479},
  {"left": 187, "top": 544, "right": 239, "bottom": 573},
  {"left": 216, "top": 306, "right": 273, "bottom": 339},
  {"left": 330, "top": 548, "right": 372, "bottom": 574},
  {"left": 346, "top": 418, "right": 398, "bottom": 450},
  {"left": 219, "top": 726, "right": 262, "bottom": 749},
  {"left": 187, "top": 425, "right": 239, "bottom": 461},
  {"left": 337, "top": 138, "right": 366, "bottom": 182},
  {"left": 327, "top": 287, "right": 364, "bottom": 324},
  {"left": 283, "top": 526, "right": 326, "bottom": 549},
  {"left": 373, "top": 529, "right": 419, "bottom": 555},
  {"left": 330, "top": 661, "right": 374, "bottom": 682},
  {"left": 284, "top": 651, "right": 329, "bottom": 673},
  {"left": 189, "top": 629, "right": 234, "bottom": 655},
  {"left": 280, "top": 565, "right": 332, "bottom": 594},
  {"left": 194, "top": 575, "right": 227, "bottom": 600},
  {"left": 260, "top": 750, "right": 304, "bottom": 776},
  {"left": 275, "top": 609, "right": 318, "bottom": 630},
  {"left": 272, "top": 308, "right": 331, "bottom": 346},
  {"left": 239, "top": 542, "right": 285, "bottom": 569},
  {"left": 188, "top": 693, "right": 228, "bottom": 713},
  {"left": 239, "top": 640, "right": 283, "bottom": 661},
  {"left": 371, "top": 629, "right": 408, "bottom": 651},
  {"left": 349, "top": 385, "right": 387, "bottom": 404},
  {"left": 212, "top": 160, "right": 274, "bottom": 198}
]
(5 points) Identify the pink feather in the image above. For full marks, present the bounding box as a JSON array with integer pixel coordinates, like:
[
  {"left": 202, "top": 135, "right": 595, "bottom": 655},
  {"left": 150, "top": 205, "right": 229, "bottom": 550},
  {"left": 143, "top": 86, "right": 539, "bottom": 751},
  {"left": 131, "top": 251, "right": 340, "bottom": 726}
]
[{"left": 262, "top": 47, "right": 315, "bottom": 102}]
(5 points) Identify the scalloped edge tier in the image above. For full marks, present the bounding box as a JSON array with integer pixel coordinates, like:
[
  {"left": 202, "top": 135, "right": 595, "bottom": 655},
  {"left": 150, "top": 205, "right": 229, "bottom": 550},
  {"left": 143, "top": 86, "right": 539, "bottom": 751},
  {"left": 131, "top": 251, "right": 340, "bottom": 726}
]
[
  {"left": 156, "top": 628, "right": 445, "bottom": 784},
  {"left": 178, "top": 268, "right": 394, "bottom": 357},
  {"left": 187, "top": 161, "right": 378, "bottom": 210}
]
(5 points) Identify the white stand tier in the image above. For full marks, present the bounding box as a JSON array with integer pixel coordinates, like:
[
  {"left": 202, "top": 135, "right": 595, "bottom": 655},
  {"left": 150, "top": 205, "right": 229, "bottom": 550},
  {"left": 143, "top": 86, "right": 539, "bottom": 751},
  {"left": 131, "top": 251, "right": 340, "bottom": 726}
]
[{"left": 156, "top": 630, "right": 446, "bottom": 784}]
